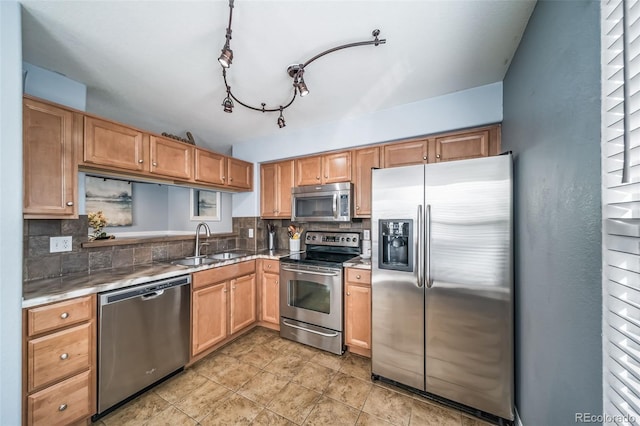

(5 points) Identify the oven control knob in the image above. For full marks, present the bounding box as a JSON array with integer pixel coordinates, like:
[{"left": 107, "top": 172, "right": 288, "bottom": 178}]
[
  {"left": 346, "top": 237, "right": 350, "bottom": 242},
  {"left": 312, "top": 236, "right": 317, "bottom": 241},
  {"left": 306, "top": 235, "right": 311, "bottom": 240},
  {"left": 352, "top": 237, "right": 358, "bottom": 243}
]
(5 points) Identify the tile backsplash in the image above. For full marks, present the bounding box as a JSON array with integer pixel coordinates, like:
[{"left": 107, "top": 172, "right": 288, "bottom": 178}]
[{"left": 23, "top": 216, "right": 371, "bottom": 282}]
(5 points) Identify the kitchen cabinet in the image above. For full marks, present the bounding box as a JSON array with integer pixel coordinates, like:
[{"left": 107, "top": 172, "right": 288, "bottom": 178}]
[
  {"left": 260, "top": 160, "right": 294, "bottom": 218},
  {"left": 258, "top": 259, "right": 280, "bottom": 328},
  {"left": 191, "top": 261, "right": 257, "bottom": 359},
  {"left": 344, "top": 268, "right": 371, "bottom": 358},
  {"left": 23, "top": 295, "right": 96, "bottom": 426},
  {"left": 431, "top": 127, "right": 496, "bottom": 162},
  {"left": 149, "top": 135, "right": 194, "bottom": 180},
  {"left": 23, "top": 97, "right": 81, "bottom": 219},
  {"left": 83, "top": 116, "right": 147, "bottom": 173},
  {"left": 295, "top": 151, "right": 351, "bottom": 186},
  {"left": 194, "top": 149, "right": 253, "bottom": 190},
  {"left": 382, "top": 138, "right": 429, "bottom": 168},
  {"left": 351, "top": 146, "right": 380, "bottom": 218}
]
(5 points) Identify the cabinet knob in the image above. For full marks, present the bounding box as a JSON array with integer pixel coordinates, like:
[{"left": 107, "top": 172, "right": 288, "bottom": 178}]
[
  {"left": 316, "top": 176, "right": 320, "bottom": 180},
  {"left": 66, "top": 201, "right": 74, "bottom": 206},
  {"left": 267, "top": 264, "right": 271, "bottom": 269},
  {"left": 347, "top": 292, "right": 351, "bottom": 296},
  {"left": 60, "top": 312, "right": 69, "bottom": 319},
  {"left": 229, "top": 177, "right": 233, "bottom": 182},
  {"left": 152, "top": 162, "right": 158, "bottom": 167},
  {"left": 356, "top": 206, "right": 360, "bottom": 210},
  {"left": 232, "top": 286, "right": 236, "bottom": 290},
  {"left": 138, "top": 159, "right": 144, "bottom": 163},
  {"left": 275, "top": 280, "right": 279, "bottom": 285},
  {"left": 356, "top": 274, "right": 361, "bottom": 279},
  {"left": 60, "top": 353, "right": 69, "bottom": 360},
  {"left": 222, "top": 176, "right": 226, "bottom": 180},
  {"left": 324, "top": 175, "right": 328, "bottom": 179},
  {"left": 223, "top": 289, "right": 228, "bottom": 293},
  {"left": 423, "top": 156, "right": 427, "bottom": 160},
  {"left": 436, "top": 154, "right": 441, "bottom": 159},
  {"left": 58, "top": 404, "right": 67, "bottom": 412}
]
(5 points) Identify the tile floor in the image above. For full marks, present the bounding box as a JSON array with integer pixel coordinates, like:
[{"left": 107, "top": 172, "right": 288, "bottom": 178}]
[{"left": 93, "top": 327, "right": 492, "bottom": 426}]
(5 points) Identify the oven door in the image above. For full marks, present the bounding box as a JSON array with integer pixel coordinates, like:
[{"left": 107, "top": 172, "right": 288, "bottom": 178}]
[{"left": 279, "top": 263, "right": 343, "bottom": 331}]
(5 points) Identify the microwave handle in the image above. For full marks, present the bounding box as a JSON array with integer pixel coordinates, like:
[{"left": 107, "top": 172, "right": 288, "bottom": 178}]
[{"left": 333, "top": 193, "right": 338, "bottom": 219}]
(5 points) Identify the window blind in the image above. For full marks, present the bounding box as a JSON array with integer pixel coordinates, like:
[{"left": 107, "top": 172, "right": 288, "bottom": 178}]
[{"left": 603, "top": 0, "right": 640, "bottom": 424}]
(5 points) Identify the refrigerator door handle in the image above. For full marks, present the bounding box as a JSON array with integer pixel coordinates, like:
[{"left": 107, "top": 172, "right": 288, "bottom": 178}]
[
  {"left": 426, "top": 204, "right": 433, "bottom": 288},
  {"left": 417, "top": 204, "right": 424, "bottom": 287}
]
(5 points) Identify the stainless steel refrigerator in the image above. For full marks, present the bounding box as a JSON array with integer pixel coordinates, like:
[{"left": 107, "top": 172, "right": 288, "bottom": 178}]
[{"left": 371, "top": 154, "right": 513, "bottom": 421}]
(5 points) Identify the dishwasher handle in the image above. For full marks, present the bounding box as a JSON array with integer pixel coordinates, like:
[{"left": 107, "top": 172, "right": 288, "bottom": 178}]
[{"left": 141, "top": 290, "right": 164, "bottom": 300}]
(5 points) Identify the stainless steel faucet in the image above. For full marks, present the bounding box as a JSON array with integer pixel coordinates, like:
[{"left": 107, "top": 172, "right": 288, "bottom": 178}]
[{"left": 194, "top": 222, "right": 211, "bottom": 258}]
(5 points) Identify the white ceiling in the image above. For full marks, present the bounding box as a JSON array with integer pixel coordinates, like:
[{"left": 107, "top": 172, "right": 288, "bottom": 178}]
[{"left": 20, "top": 0, "right": 536, "bottom": 154}]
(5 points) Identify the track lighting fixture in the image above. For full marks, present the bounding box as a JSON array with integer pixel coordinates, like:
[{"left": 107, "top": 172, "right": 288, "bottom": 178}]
[{"left": 217, "top": 0, "right": 386, "bottom": 128}]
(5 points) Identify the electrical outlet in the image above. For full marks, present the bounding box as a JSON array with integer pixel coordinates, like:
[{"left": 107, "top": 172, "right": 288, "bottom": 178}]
[
  {"left": 248, "top": 228, "right": 254, "bottom": 238},
  {"left": 50, "top": 236, "right": 72, "bottom": 253},
  {"left": 363, "top": 230, "right": 370, "bottom": 240}
]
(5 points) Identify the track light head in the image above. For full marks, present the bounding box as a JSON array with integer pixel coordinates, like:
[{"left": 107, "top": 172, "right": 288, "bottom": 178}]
[
  {"left": 277, "top": 107, "right": 286, "bottom": 128},
  {"left": 218, "top": 44, "right": 233, "bottom": 68}
]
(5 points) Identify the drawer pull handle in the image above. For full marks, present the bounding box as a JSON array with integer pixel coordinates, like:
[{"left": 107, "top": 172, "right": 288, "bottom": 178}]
[
  {"left": 60, "top": 312, "right": 69, "bottom": 319},
  {"left": 267, "top": 264, "right": 271, "bottom": 269},
  {"left": 60, "top": 353, "right": 69, "bottom": 360},
  {"left": 66, "top": 201, "right": 74, "bottom": 206},
  {"left": 356, "top": 274, "right": 361, "bottom": 279},
  {"left": 58, "top": 404, "right": 67, "bottom": 412}
]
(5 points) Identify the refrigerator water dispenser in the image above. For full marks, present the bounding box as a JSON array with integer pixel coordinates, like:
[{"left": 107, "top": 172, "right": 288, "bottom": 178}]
[{"left": 379, "top": 219, "right": 413, "bottom": 272}]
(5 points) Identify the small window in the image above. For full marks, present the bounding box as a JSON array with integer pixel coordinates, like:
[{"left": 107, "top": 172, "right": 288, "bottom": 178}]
[{"left": 190, "top": 189, "right": 221, "bottom": 221}]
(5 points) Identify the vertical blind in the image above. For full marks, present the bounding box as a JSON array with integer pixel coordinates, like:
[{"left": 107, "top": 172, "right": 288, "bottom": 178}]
[{"left": 603, "top": 0, "right": 640, "bottom": 423}]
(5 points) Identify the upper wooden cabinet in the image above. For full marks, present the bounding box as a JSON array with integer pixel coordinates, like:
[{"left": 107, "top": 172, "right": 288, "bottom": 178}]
[
  {"left": 295, "top": 151, "right": 351, "bottom": 186},
  {"left": 382, "top": 139, "right": 428, "bottom": 168},
  {"left": 351, "top": 146, "right": 380, "bottom": 218},
  {"left": 84, "top": 116, "right": 147, "bottom": 173},
  {"left": 23, "top": 98, "right": 81, "bottom": 218},
  {"left": 260, "top": 160, "right": 294, "bottom": 218},
  {"left": 194, "top": 148, "right": 225, "bottom": 185},
  {"left": 149, "top": 135, "right": 193, "bottom": 180},
  {"left": 227, "top": 157, "right": 253, "bottom": 190},
  {"left": 431, "top": 128, "right": 497, "bottom": 162}
]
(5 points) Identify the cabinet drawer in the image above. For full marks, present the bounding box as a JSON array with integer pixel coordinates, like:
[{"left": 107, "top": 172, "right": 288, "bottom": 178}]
[
  {"left": 261, "top": 259, "right": 279, "bottom": 273},
  {"left": 27, "top": 370, "right": 92, "bottom": 426},
  {"left": 345, "top": 268, "right": 371, "bottom": 285},
  {"left": 28, "top": 322, "right": 91, "bottom": 391},
  {"left": 27, "top": 296, "right": 93, "bottom": 336},
  {"left": 193, "top": 260, "right": 256, "bottom": 289}
]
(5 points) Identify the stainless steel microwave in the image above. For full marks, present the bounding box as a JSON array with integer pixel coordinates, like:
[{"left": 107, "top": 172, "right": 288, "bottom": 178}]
[{"left": 291, "top": 182, "right": 353, "bottom": 222}]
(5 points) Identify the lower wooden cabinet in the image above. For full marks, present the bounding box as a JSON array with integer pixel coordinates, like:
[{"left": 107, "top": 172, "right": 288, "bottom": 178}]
[
  {"left": 23, "top": 295, "right": 96, "bottom": 426},
  {"left": 344, "top": 268, "right": 372, "bottom": 357},
  {"left": 191, "top": 261, "right": 257, "bottom": 359},
  {"left": 259, "top": 259, "right": 280, "bottom": 328}
]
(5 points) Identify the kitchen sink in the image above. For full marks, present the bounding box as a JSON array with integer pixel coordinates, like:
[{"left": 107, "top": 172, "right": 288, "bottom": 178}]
[
  {"left": 171, "top": 257, "right": 217, "bottom": 267},
  {"left": 208, "top": 251, "right": 248, "bottom": 260}
]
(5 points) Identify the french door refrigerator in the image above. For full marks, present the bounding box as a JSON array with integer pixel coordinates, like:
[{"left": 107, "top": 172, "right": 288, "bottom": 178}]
[{"left": 371, "top": 154, "right": 513, "bottom": 421}]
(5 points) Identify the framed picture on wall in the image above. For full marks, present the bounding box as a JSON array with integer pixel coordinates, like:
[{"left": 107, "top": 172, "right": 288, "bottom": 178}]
[
  {"left": 190, "top": 189, "right": 221, "bottom": 221},
  {"left": 85, "top": 176, "right": 133, "bottom": 226}
]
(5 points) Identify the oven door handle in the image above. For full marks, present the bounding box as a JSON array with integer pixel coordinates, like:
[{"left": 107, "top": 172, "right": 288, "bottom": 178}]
[
  {"left": 282, "top": 319, "right": 339, "bottom": 337},
  {"left": 281, "top": 266, "right": 340, "bottom": 277}
]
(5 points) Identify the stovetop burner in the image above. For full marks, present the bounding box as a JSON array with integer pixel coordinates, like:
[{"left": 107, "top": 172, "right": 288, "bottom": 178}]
[{"left": 281, "top": 231, "right": 361, "bottom": 268}]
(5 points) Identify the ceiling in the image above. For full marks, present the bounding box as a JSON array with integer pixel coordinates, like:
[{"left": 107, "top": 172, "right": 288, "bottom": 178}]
[{"left": 20, "top": 0, "right": 536, "bottom": 154}]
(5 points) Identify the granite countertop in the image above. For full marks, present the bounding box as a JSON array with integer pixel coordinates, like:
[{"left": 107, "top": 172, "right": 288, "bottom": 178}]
[
  {"left": 343, "top": 256, "right": 372, "bottom": 270},
  {"left": 23, "top": 249, "right": 293, "bottom": 308}
]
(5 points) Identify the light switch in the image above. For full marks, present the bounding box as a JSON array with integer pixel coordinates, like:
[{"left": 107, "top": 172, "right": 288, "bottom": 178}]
[{"left": 248, "top": 228, "right": 254, "bottom": 238}]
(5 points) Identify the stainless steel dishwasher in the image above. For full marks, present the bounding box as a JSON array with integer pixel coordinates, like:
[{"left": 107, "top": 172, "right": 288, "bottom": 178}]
[{"left": 96, "top": 274, "right": 190, "bottom": 416}]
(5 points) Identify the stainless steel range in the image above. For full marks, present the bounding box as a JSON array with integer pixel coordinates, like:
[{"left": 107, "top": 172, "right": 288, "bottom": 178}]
[{"left": 279, "top": 231, "right": 361, "bottom": 355}]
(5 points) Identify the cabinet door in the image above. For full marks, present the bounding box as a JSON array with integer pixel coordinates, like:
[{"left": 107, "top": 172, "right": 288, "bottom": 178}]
[
  {"left": 23, "top": 99, "right": 78, "bottom": 218},
  {"left": 295, "top": 155, "right": 323, "bottom": 186},
  {"left": 194, "top": 149, "right": 226, "bottom": 185},
  {"left": 276, "top": 160, "right": 295, "bottom": 218},
  {"left": 323, "top": 151, "right": 351, "bottom": 183},
  {"left": 433, "top": 130, "right": 489, "bottom": 163},
  {"left": 227, "top": 157, "right": 253, "bottom": 189},
  {"left": 261, "top": 272, "right": 280, "bottom": 325},
  {"left": 260, "top": 163, "right": 278, "bottom": 217},
  {"left": 149, "top": 135, "right": 193, "bottom": 180},
  {"left": 230, "top": 273, "right": 257, "bottom": 334},
  {"left": 192, "top": 282, "right": 228, "bottom": 356},
  {"left": 382, "top": 139, "right": 428, "bottom": 168},
  {"left": 345, "top": 283, "right": 371, "bottom": 351},
  {"left": 84, "top": 116, "right": 147, "bottom": 172},
  {"left": 352, "top": 147, "right": 380, "bottom": 218}
]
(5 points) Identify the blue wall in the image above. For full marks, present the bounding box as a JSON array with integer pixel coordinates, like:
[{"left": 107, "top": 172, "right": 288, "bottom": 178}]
[{"left": 502, "top": 1, "right": 602, "bottom": 424}]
